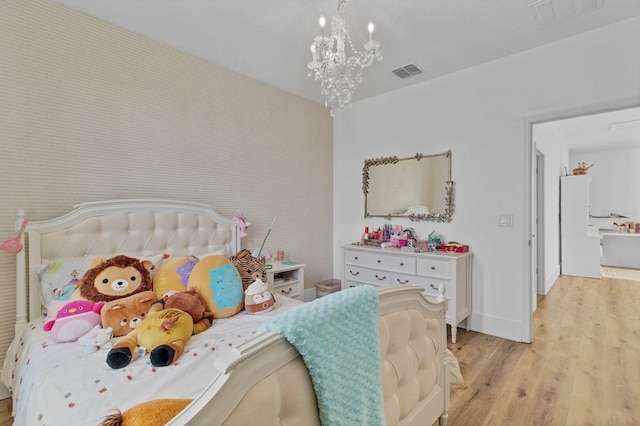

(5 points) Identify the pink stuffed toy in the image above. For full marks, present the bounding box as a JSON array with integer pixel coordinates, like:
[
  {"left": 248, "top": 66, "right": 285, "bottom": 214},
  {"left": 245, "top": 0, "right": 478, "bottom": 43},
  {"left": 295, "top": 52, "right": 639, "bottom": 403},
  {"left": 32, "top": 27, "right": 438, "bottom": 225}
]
[{"left": 43, "top": 300, "right": 104, "bottom": 343}]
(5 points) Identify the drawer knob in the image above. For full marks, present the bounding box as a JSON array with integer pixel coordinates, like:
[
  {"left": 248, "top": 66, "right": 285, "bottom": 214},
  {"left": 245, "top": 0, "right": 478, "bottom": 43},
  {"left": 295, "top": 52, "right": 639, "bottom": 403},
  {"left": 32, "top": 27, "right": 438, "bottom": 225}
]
[
  {"left": 400, "top": 262, "right": 404, "bottom": 266},
  {"left": 354, "top": 256, "right": 358, "bottom": 260},
  {"left": 431, "top": 266, "right": 436, "bottom": 270},
  {"left": 349, "top": 270, "right": 360, "bottom": 276},
  {"left": 430, "top": 283, "right": 438, "bottom": 290},
  {"left": 281, "top": 287, "right": 292, "bottom": 295},
  {"left": 377, "top": 260, "right": 381, "bottom": 263},
  {"left": 397, "top": 278, "right": 409, "bottom": 284},
  {"left": 375, "top": 274, "right": 387, "bottom": 281}
]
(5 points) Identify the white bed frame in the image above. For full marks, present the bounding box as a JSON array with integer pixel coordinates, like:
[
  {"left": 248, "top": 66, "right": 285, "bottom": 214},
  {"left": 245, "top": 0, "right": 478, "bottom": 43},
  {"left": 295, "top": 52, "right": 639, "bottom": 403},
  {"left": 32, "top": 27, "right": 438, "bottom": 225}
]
[{"left": 12, "top": 199, "right": 450, "bottom": 425}]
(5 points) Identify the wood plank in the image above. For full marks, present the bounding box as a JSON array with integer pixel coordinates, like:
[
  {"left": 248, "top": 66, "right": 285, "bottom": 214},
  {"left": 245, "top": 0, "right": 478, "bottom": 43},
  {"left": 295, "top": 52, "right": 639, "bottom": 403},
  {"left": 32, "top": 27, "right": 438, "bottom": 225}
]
[
  {"left": 0, "top": 398, "right": 11, "bottom": 426},
  {"left": 449, "top": 274, "right": 640, "bottom": 425}
]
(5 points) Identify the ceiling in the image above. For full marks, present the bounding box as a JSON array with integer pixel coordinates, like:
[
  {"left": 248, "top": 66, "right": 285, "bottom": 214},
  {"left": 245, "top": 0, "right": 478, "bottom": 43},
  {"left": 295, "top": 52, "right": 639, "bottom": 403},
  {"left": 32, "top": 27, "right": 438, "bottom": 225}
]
[
  {"left": 51, "top": 0, "right": 640, "bottom": 107},
  {"left": 550, "top": 106, "right": 640, "bottom": 153},
  {"left": 50, "top": 0, "right": 640, "bottom": 151}
]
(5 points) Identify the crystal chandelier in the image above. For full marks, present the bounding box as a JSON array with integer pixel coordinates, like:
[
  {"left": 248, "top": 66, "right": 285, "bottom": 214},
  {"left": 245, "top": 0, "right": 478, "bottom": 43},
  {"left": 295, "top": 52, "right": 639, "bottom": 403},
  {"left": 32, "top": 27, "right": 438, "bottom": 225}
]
[{"left": 307, "top": 0, "right": 382, "bottom": 116}]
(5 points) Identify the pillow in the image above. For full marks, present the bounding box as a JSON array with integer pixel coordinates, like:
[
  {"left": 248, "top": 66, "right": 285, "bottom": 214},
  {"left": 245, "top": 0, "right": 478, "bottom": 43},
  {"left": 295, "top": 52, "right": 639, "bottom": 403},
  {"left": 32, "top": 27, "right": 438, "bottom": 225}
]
[
  {"left": 38, "top": 259, "right": 93, "bottom": 311},
  {"left": 153, "top": 255, "right": 199, "bottom": 299},
  {"left": 134, "top": 253, "right": 168, "bottom": 279},
  {"left": 188, "top": 255, "right": 244, "bottom": 318},
  {"left": 43, "top": 300, "right": 104, "bottom": 343},
  {"left": 195, "top": 249, "right": 226, "bottom": 258},
  {"left": 151, "top": 251, "right": 224, "bottom": 299},
  {"left": 37, "top": 253, "right": 166, "bottom": 316}
]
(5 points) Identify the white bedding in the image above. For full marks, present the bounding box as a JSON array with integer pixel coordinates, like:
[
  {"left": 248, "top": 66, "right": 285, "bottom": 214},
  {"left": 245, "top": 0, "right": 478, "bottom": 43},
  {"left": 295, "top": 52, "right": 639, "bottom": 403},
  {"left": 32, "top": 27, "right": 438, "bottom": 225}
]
[{"left": 2, "top": 295, "right": 303, "bottom": 426}]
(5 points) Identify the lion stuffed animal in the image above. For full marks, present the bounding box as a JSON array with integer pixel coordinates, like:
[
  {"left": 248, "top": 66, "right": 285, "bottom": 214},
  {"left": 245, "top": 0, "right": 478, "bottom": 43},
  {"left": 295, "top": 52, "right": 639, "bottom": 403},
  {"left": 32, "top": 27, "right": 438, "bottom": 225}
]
[
  {"left": 73, "top": 255, "right": 154, "bottom": 304},
  {"left": 106, "top": 291, "right": 213, "bottom": 369}
]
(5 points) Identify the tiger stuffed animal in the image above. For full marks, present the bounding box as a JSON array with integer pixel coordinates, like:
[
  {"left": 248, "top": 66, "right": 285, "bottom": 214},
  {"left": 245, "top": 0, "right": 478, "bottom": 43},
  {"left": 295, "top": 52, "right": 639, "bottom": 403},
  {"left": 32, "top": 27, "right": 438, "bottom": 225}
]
[{"left": 230, "top": 249, "right": 267, "bottom": 292}]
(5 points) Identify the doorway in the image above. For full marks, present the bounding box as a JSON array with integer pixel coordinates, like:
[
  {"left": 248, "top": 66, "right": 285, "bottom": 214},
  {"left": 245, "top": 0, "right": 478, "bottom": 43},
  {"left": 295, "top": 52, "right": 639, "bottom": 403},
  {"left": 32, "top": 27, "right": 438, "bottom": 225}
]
[{"left": 526, "top": 103, "right": 640, "bottom": 341}]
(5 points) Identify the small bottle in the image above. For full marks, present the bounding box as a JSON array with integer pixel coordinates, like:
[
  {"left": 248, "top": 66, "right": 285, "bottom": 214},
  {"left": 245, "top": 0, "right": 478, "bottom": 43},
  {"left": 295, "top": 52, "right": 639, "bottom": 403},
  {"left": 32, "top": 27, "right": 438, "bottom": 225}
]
[
  {"left": 383, "top": 224, "right": 390, "bottom": 241},
  {"left": 362, "top": 227, "right": 370, "bottom": 244}
]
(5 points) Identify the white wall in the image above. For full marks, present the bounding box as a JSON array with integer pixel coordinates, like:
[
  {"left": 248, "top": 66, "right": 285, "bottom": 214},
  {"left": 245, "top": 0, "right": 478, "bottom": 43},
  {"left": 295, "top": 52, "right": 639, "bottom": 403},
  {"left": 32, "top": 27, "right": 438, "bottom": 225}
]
[
  {"left": 571, "top": 147, "right": 640, "bottom": 224},
  {"left": 334, "top": 17, "right": 640, "bottom": 341}
]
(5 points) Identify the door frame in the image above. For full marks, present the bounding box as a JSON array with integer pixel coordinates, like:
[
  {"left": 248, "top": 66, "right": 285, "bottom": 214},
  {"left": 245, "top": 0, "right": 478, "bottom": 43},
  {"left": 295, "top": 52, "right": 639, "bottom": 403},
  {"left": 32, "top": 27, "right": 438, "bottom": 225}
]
[
  {"left": 536, "top": 149, "right": 546, "bottom": 298},
  {"left": 523, "top": 98, "right": 640, "bottom": 343}
]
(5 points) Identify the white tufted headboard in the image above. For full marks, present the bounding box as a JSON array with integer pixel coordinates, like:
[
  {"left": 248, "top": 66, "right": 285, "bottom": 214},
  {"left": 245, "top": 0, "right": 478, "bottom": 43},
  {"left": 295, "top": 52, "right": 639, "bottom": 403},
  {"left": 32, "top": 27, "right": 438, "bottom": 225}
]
[{"left": 14, "top": 199, "right": 240, "bottom": 333}]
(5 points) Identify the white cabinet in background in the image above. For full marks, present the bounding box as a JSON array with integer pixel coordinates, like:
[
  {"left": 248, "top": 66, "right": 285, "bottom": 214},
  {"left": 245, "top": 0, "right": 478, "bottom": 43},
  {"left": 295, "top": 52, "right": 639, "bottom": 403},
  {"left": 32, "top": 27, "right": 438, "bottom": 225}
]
[
  {"left": 601, "top": 233, "right": 640, "bottom": 268},
  {"left": 560, "top": 175, "right": 600, "bottom": 278}
]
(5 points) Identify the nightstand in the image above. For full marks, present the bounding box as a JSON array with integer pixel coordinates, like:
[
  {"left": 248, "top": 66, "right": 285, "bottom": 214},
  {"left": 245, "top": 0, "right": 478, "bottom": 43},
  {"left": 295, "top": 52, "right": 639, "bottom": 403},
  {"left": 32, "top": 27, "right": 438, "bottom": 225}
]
[{"left": 265, "top": 261, "right": 305, "bottom": 301}]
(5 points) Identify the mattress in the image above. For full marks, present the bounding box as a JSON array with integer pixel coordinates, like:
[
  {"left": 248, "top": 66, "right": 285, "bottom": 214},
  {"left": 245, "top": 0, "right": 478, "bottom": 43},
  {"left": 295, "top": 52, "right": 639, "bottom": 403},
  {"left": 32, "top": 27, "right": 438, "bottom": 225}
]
[{"left": 2, "top": 295, "right": 303, "bottom": 426}]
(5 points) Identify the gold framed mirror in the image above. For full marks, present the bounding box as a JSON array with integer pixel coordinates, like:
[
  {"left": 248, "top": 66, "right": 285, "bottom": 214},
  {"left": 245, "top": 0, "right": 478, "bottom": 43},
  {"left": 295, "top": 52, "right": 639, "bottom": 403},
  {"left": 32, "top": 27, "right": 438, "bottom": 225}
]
[{"left": 363, "top": 150, "right": 454, "bottom": 222}]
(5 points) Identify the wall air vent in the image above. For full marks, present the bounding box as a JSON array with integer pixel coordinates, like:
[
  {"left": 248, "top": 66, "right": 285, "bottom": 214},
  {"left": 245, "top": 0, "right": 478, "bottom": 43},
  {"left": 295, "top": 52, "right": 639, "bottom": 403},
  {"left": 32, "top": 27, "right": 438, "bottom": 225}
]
[{"left": 392, "top": 64, "right": 423, "bottom": 79}]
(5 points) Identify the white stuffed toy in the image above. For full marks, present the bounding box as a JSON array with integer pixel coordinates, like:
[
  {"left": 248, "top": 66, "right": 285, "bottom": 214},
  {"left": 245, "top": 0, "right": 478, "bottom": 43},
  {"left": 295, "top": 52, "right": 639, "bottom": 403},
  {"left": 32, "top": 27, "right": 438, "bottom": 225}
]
[{"left": 78, "top": 325, "right": 113, "bottom": 354}]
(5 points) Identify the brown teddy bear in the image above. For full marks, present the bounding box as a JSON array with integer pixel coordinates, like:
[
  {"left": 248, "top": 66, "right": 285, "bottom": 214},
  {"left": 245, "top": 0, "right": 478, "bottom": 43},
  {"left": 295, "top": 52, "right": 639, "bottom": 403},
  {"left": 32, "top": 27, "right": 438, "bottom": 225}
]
[
  {"left": 101, "top": 291, "right": 157, "bottom": 337},
  {"left": 74, "top": 255, "right": 154, "bottom": 303},
  {"left": 106, "top": 291, "right": 214, "bottom": 369}
]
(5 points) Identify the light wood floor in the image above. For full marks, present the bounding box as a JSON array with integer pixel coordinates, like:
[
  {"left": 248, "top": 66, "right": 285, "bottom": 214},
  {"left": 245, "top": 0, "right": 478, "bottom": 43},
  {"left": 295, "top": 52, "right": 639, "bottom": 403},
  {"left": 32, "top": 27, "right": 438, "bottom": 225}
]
[
  {"left": 0, "top": 398, "right": 10, "bottom": 426},
  {"left": 448, "top": 274, "right": 640, "bottom": 425}
]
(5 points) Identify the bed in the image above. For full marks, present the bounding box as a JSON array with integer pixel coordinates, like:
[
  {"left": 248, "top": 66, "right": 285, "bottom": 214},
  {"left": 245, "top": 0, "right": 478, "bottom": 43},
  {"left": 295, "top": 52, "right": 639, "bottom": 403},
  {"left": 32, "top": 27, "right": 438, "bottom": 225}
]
[{"left": 1, "top": 199, "right": 455, "bottom": 425}]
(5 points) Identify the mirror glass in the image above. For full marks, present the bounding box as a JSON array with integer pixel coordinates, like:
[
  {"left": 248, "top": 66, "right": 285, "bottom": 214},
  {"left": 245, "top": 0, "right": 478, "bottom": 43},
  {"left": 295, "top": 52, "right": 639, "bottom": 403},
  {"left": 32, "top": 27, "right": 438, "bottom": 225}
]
[{"left": 363, "top": 151, "right": 454, "bottom": 222}]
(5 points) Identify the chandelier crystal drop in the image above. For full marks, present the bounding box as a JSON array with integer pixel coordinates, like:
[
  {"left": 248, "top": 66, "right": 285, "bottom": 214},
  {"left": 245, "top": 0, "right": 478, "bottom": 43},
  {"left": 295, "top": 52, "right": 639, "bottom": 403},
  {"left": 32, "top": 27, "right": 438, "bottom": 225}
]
[{"left": 307, "top": 0, "right": 382, "bottom": 116}]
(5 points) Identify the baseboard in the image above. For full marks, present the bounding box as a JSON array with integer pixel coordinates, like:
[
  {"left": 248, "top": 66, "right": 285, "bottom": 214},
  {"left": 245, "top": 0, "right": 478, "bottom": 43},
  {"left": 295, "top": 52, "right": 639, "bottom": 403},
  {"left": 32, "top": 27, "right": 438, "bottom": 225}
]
[
  {"left": 469, "top": 312, "right": 523, "bottom": 342},
  {"left": 0, "top": 383, "right": 9, "bottom": 400},
  {"left": 303, "top": 288, "right": 317, "bottom": 302},
  {"left": 545, "top": 264, "right": 561, "bottom": 295}
]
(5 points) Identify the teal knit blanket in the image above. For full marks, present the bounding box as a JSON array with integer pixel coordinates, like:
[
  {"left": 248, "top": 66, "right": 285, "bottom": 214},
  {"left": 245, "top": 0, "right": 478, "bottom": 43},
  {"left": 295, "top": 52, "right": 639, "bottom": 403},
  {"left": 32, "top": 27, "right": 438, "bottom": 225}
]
[{"left": 260, "top": 285, "right": 385, "bottom": 426}]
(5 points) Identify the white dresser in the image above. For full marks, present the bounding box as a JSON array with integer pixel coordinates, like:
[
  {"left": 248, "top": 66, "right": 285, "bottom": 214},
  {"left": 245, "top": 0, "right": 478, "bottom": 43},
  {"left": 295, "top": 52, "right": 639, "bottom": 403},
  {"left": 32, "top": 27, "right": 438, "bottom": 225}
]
[{"left": 343, "top": 244, "right": 472, "bottom": 343}]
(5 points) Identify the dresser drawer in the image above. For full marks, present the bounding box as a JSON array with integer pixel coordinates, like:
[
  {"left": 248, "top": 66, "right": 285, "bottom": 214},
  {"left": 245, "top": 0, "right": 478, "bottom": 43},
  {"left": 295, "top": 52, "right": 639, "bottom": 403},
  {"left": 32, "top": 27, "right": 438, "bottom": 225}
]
[
  {"left": 390, "top": 272, "right": 449, "bottom": 294},
  {"left": 417, "top": 257, "right": 451, "bottom": 279},
  {"left": 273, "top": 283, "right": 300, "bottom": 299},
  {"left": 369, "top": 253, "right": 416, "bottom": 274},
  {"left": 390, "top": 272, "right": 428, "bottom": 287},
  {"left": 418, "top": 278, "right": 451, "bottom": 300},
  {"left": 343, "top": 280, "right": 363, "bottom": 290},
  {"left": 344, "top": 265, "right": 391, "bottom": 286},
  {"left": 344, "top": 249, "right": 368, "bottom": 266}
]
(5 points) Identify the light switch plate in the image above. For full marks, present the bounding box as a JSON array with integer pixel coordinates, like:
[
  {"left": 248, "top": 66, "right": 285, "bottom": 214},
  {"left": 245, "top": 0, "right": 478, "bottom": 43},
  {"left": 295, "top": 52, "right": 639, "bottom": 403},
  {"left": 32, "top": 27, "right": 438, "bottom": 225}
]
[{"left": 499, "top": 214, "right": 514, "bottom": 227}]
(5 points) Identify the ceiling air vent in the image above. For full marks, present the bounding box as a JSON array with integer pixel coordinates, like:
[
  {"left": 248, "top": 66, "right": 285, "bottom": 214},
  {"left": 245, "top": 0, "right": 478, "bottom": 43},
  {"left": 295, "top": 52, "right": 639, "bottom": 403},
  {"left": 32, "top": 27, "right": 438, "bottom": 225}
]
[
  {"left": 528, "top": 0, "right": 603, "bottom": 27},
  {"left": 392, "top": 64, "right": 423, "bottom": 79}
]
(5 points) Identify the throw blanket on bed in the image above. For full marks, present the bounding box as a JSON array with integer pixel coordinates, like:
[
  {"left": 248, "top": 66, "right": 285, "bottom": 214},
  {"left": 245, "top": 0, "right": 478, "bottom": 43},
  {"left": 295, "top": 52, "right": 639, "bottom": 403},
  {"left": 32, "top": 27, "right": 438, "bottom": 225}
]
[{"left": 260, "top": 285, "right": 385, "bottom": 426}]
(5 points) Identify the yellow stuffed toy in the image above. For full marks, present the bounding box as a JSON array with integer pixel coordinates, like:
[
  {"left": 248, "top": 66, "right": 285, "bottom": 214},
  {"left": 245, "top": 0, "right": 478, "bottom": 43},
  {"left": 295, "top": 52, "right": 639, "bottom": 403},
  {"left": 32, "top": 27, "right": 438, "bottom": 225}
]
[
  {"left": 102, "top": 399, "right": 192, "bottom": 426},
  {"left": 106, "top": 291, "right": 213, "bottom": 369}
]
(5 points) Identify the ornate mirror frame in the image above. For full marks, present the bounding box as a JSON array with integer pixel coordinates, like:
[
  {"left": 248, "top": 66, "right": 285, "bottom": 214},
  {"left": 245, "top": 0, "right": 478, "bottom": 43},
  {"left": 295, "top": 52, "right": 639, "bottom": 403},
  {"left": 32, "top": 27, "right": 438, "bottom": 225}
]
[{"left": 363, "top": 150, "right": 455, "bottom": 222}]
